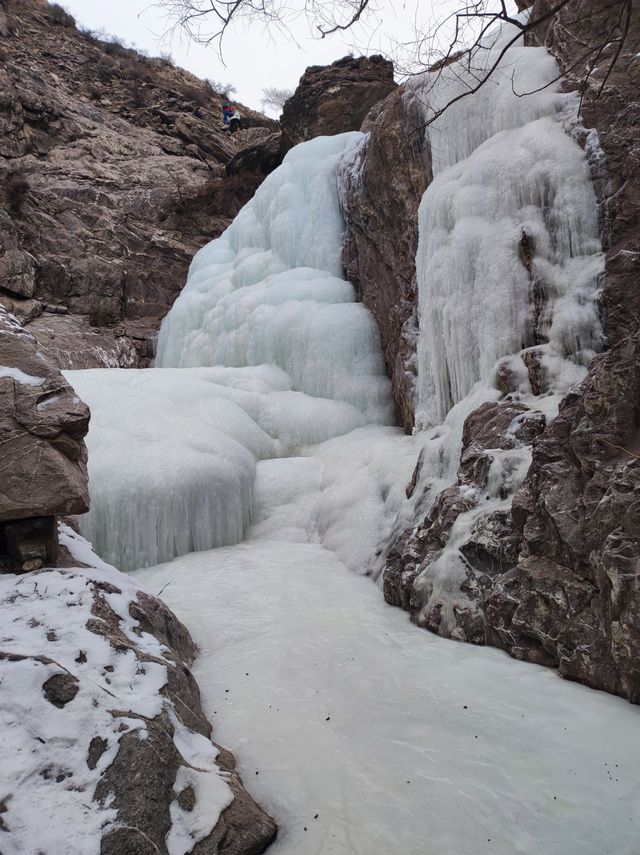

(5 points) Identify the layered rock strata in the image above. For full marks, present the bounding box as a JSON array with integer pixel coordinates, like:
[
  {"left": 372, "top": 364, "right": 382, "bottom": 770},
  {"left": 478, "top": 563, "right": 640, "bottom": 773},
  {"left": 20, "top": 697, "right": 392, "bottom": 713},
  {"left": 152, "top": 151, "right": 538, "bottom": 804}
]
[{"left": 0, "top": 0, "right": 275, "bottom": 367}]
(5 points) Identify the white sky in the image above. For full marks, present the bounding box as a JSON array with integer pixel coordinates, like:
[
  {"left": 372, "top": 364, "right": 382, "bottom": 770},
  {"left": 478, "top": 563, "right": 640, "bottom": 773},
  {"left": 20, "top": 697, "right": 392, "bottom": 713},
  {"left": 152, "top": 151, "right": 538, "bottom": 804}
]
[{"left": 59, "top": 0, "right": 455, "bottom": 113}]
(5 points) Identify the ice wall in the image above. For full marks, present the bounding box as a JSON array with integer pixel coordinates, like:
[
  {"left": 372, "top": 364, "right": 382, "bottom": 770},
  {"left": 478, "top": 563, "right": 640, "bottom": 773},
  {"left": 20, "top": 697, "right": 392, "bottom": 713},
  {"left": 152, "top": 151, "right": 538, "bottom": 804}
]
[
  {"left": 409, "top": 24, "right": 604, "bottom": 427},
  {"left": 394, "top": 22, "right": 606, "bottom": 635},
  {"left": 72, "top": 134, "right": 396, "bottom": 571},
  {"left": 156, "top": 134, "right": 391, "bottom": 421}
]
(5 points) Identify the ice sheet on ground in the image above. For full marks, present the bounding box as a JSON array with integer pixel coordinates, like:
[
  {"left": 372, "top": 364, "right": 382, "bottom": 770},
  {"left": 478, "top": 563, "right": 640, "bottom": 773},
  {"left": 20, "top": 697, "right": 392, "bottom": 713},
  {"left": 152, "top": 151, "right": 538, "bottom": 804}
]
[{"left": 136, "top": 535, "right": 640, "bottom": 855}]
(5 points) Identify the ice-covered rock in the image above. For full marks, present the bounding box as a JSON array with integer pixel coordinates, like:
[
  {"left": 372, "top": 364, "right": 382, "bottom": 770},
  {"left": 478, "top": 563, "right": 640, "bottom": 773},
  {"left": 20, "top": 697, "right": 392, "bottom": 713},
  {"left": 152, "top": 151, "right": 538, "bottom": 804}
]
[{"left": 379, "top": 2, "right": 640, "bottom": 702}]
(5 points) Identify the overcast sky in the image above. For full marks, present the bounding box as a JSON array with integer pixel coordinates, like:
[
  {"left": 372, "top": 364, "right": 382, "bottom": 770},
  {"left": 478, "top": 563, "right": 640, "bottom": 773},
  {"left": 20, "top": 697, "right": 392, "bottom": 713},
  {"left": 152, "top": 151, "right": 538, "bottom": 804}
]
[{"left": 60, "top": 0, "right": 447, "bottom": 113}]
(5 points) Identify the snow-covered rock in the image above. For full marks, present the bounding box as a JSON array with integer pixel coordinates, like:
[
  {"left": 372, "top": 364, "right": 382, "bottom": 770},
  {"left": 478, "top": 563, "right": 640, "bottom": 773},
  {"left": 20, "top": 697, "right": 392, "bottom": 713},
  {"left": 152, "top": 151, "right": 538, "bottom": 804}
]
[{"left": 0, "top": 526, "right": 277, "bottom": 855}]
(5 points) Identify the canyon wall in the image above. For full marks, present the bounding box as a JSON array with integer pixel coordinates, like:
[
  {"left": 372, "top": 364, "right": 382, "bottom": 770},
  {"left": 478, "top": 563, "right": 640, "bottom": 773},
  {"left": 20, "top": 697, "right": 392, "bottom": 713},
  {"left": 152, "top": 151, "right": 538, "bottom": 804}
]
[
  {"left": 345, "top": 0, "right": 640, "bottom": 702},
  {"left": 0, "top": 0, "right": 275, "bottom": 368}
]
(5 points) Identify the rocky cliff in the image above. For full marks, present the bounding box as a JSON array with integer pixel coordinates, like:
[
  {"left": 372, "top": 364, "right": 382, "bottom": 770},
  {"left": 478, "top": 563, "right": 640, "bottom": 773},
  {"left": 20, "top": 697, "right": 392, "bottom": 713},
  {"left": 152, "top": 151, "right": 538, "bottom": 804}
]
[
  {"left": 482, "top": 0, "right": 640, "bottom": 700},
  {"left": 352, "top": 0, "right": 640, "bottom": 702},
  {"left": 0, "top": 0, "right": 275, "bottom": 368}
]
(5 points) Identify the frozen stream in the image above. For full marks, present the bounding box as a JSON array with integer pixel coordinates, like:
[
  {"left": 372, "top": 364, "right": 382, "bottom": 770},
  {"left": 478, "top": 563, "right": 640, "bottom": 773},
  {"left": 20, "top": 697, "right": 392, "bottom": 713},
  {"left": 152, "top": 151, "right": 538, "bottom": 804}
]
[{"left": 135, "top": 481, "right": 640, "bottom": 855}]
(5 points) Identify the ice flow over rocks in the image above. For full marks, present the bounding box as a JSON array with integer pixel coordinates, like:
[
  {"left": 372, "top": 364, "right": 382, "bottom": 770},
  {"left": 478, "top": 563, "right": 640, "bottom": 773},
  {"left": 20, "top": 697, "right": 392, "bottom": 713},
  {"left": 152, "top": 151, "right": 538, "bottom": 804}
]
[
  {"left": 409, "top": 22, "right": 604, "bottom": 427},
  {"left": 392, "top": 20, "right": 607, "bottom": 633},
  {"left": 68, "top": 133, "right": 400, "bottom": 572}
]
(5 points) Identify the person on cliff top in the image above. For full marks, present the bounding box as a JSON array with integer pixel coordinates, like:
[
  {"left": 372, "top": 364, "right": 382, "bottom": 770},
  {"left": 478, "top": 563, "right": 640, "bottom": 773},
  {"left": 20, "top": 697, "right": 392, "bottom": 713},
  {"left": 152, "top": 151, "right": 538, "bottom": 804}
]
[
  {"left": 222, "top": 104, "right": 234, "bottom": 126},
  {"left": 228, "top": 108, "right": 241, "bottom": 134}
]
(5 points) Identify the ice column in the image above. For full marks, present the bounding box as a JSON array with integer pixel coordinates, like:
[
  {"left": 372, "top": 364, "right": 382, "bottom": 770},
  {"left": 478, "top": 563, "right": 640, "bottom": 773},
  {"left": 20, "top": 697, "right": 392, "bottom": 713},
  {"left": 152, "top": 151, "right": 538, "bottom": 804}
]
[{"left": 410, "top": 23, "right": 604, "bottom": 427}]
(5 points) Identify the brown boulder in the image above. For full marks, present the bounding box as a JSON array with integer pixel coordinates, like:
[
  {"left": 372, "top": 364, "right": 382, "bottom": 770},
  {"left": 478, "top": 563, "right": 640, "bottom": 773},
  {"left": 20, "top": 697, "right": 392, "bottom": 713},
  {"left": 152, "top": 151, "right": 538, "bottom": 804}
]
[
  {"left": 280, "top": 54, "right": 397, "bottom": 153},
  {"left": 0, "top": 307, "right": 89, "bottom": 530}
]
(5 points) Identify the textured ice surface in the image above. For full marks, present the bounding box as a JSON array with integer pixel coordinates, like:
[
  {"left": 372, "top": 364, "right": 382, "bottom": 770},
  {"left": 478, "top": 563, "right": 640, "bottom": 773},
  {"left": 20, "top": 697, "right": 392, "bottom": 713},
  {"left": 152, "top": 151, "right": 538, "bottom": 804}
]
[
  {"left": 68, "top": 364, "right": 395, "bottom": 572},
  {"left": 156, "top": 133, "right": 391, "bottom": 422},
  {"left": 69, "top": 133, "right": 394, "bottom": 571},
  {"left": 67, "top": 367, "right": 272, "bottom": 571},
  {"left": 408, "top": 24, "right": 604, "bottom": 426}
]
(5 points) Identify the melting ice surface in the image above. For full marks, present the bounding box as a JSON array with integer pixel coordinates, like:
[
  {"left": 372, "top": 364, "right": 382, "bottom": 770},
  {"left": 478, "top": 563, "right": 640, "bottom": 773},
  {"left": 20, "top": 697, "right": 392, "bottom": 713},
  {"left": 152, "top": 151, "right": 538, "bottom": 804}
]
[{"left": 70, "top": 35, "right": 640, "bottom": 855}]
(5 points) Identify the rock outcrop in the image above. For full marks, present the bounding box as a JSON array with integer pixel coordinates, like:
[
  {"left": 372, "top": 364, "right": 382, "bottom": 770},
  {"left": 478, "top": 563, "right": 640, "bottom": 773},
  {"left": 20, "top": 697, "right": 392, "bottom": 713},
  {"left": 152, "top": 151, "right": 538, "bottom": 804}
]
[
  {"left": 342, "top": 88, "right": 429, "bottom": 430},
  {"left": 280, "top": 55, "right": 396, "bottom": 154},
  {"left": 0, "top": 306, "right": 89, "bottom": 571},
  {"left": 0, "top": 0, "right": 275, "bottom": 367},
  {"left": 354, "top": 0, "right": 640, "bottom": 702},
  {"left": 0, "top": 539, "right": 277, "bottom": 854}
]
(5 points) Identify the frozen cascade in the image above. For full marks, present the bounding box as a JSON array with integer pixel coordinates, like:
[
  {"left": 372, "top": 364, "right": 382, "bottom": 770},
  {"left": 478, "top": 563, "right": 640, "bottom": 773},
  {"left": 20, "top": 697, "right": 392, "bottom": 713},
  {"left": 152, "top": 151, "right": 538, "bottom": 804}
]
[
  {"left": 62, "top": 38, "right": 640, "bottom": 855},
  {"left": 409, "top": 22, "right": 604, "bottom": 427},
  {"left": 156, "top": 133, "right": 391, "bottom": 419},
  {"left": 68, "top": 134, "right": 399, "bottom": 572}
]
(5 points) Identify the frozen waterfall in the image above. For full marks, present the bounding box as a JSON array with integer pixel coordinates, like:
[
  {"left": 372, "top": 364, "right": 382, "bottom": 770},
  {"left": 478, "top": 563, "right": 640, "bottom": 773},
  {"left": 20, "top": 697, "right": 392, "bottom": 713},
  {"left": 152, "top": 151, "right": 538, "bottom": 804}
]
[
  {"left": 68, "top": 133, "right": 398, "bottom": 572},
  {"left": 409, "top": 22, "right": 604, "bottom": 427},
  {"left": 155, "top": 132, "right": 391, "bottom": 420},
  {"left": 60, "top": 23, "right": 640, "bottom": 855}
]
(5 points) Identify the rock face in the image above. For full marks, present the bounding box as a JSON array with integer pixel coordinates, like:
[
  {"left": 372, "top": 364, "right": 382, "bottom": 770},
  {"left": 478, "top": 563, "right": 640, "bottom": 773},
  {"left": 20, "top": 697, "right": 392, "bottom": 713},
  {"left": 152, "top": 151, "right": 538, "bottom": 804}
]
[
  {"left": 0, "top": 306, "right": 89, "bottom": 570},
  {"left": 0, "top": 0, "right": 275, "bottom": 367},
  {"left": 280, "top": 55, "right": 397, "bottom": 154},
  {"left": 342, "top": 88, "right": 429, "bottom": 430},
  {"left": 0, "top": 548, "right": 277, "bottom": 854},
  {"left": 385, "top": 400, "right": 546, "bottom": 643},
  {"left": 376, "top": 0, "right": 640, "bottom": 702}
]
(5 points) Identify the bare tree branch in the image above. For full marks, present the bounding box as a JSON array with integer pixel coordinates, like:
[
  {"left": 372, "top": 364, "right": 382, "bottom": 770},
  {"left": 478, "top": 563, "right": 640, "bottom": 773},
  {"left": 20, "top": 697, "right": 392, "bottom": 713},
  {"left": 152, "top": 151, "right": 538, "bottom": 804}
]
[{"left": 151, "top": 0, "right": 632, "bottom": 125}]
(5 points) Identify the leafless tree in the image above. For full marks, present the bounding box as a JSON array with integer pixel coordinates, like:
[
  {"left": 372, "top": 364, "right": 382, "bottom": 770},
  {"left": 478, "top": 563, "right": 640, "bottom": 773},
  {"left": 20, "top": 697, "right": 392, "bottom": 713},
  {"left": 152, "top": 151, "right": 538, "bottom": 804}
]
[
  {"left": 261, "top": 85, "right": 294, "bottom": 113},
  {"left": 153, "top": 0, "right": 633, "bottom": 123},
  {"left": 396, "top": 0, "right": 633, "bottom": 126},
  {"left": 152, "top": 0, "right": 373, "bottom": 56}
]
